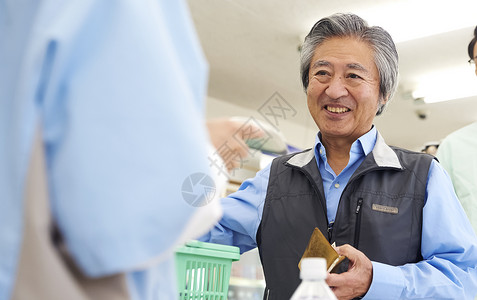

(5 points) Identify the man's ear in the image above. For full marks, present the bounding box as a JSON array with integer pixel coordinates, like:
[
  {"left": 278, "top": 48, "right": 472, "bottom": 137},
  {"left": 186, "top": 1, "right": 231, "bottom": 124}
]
[{"left": 376, "top": 95, "right": 389, "bottom": 115}]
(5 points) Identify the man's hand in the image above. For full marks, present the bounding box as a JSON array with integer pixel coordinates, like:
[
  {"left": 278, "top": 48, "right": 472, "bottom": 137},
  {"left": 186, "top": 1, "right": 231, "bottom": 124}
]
[{"left": 326, "top": 244, "right": 373, "bottom": 300}]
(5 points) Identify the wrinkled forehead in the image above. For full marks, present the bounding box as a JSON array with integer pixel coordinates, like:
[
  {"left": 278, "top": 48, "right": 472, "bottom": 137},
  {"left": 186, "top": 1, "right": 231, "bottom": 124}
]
[
  {"left": 311, "top": 37, "right": 378, "bottom": 72},
  {"left": 314, "top": 36, "right": 375, "bottom": 59}
]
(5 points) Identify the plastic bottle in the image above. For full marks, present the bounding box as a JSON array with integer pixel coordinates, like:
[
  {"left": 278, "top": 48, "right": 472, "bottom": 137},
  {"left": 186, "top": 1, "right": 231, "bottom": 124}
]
[{"left": 290, "top": 257, "right": 337, "bottom": 300}]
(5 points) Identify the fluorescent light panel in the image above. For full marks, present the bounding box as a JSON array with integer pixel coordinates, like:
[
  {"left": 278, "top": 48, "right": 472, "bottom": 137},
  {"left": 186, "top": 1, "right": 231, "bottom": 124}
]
[
  {"left": 412, "top": 66, "right": 477, "bottom": 103},
  {"left": 356, "top": 0, "right": 477, "bottom": 43}
]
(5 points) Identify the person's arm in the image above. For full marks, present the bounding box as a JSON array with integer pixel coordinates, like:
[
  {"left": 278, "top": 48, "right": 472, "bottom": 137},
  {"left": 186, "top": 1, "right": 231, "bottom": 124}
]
[
  {"left": 328, "top": 160, "right": 477, "bottom": 299},
  {"left": 199, "top": 163, "right": 271, "bottom": 253},
  {"left": 40, "top": 0, "right": 217, "bottom": 277},
  {"left": 435, "top": 137, "right": 455, "bottom": 183}
]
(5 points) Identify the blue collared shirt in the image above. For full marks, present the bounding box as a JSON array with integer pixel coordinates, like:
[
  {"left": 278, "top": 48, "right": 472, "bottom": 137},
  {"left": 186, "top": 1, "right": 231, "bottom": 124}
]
[
  {"left": 202, "top": 127, "right": 477, "bottom": 299},
  {"left": 0, "top": 1, "right": 212, "bottom": 299},
  {"left": 315, "top": 127, "right": 376, "bottom": 225}
]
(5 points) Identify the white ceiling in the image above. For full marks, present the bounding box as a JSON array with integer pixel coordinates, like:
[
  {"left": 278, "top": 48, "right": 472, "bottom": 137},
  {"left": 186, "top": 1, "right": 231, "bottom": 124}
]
[{"left": 187, "top": 0, "right": 477, "bottom": 151}]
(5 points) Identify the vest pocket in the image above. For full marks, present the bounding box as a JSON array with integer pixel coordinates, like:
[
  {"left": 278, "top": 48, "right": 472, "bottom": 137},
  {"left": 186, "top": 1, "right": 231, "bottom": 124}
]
[
  {"left": 353, "top": 198, "right": 364, "bottom": 248},
  {"left": 344, "top": 192, "right": 423, "bottom": 265}
]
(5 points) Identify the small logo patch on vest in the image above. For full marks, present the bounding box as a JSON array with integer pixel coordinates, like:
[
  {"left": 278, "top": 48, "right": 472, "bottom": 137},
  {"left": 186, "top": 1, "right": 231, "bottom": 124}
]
[{"left": 372, "top": 204, "right": 398, "bottom": 214}]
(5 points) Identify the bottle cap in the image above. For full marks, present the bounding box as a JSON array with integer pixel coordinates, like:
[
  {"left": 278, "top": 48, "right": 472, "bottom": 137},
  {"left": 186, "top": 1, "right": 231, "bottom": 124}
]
[{"left": 300, "top": 257, "right": 327, "bottom": 280}]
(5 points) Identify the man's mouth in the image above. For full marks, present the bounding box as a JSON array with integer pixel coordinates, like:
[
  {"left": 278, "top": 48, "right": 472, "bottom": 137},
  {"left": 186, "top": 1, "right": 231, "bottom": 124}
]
[{"left": 325, "top": 105, "right": 350, "bottom": 114}]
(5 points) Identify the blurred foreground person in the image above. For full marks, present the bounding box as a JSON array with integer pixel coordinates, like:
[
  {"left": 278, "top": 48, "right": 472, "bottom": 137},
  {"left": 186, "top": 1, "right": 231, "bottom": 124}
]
[{"left": 0, "top": 1, "right": 223, "bottom": 299}]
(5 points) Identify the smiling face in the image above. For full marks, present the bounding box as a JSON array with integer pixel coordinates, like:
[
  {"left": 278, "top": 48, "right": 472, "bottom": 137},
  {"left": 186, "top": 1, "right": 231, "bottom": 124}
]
[{"left": 307, "top": 36, "right": 385, "bottom": 145}]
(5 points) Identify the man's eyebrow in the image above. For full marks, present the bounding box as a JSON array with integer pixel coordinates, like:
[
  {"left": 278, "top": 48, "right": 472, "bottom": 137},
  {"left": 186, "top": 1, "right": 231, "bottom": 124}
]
[
  {"left": 311, "top": 60, "right": 331, "bottom": 69},
  {"left": 347, "top": 63, "right": 369, "bottom": 74},
  {"left": 310, "top": 61, "right": 370, "bottom": 74}
]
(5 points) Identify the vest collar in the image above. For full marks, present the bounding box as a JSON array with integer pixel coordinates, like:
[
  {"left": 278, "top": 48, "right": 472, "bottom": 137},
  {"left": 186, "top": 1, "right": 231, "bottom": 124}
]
[
  {"left": 286, "top": 148, "right": 315, "bottom": 168},
  {"left": 372, "top": 132, "right": 402, "bottom": 169},
  {"left": 286, "top": 131, "right": 403, "bottom": 170}
]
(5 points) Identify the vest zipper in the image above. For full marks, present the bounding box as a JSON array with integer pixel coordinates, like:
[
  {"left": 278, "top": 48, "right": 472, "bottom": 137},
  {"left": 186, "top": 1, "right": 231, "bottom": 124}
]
[
  {"left": 327, "top": 221, "right": 334, "bottom": 240},
  {"left": 354, "top": 198, "right": 363, "bottom": 248}
]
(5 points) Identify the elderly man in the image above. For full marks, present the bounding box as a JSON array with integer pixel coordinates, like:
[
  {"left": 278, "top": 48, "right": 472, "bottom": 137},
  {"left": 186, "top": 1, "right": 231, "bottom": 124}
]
[{"left": 201, "top": 13, "right": 477, "bottom": 300}]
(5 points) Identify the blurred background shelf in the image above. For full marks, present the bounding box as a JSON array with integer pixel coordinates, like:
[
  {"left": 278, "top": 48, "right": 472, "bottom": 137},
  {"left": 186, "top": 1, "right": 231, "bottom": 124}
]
[{"left": 228, "top": 248, "right": 265, "bottom": 300}]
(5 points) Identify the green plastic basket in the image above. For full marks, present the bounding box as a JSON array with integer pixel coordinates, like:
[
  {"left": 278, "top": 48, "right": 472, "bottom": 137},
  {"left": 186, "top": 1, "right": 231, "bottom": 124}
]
[{"left": 175, "top": 240, "right": 240, "bottom": 300}]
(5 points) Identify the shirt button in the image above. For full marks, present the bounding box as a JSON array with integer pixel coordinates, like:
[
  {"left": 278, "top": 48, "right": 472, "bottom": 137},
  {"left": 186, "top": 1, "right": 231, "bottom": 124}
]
[
  {"left": 319, "top": 149, "right": 323, "bottom": 155},
  {"left": 334, "top": 183, "right": 340, "bottom": 188}
]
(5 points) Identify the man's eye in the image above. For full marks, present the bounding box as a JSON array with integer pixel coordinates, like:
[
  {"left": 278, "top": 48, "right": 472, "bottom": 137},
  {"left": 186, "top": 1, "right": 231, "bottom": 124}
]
[
  {"left": 347, "top": 73, "right": 362, "bottom": 79},
  {"left": 315, "top": 70, "right": 329, "bottom": 76}
]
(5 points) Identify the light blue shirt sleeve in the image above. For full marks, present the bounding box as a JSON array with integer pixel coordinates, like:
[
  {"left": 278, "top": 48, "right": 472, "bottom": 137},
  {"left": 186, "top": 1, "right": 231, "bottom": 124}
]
[
  {"left": 200, "top": 163, "right": 271, "bottom": 253},
  {"left": 40, "top": 0, "right": 211, "bottom": 277},
  {"left": 0, "top": 0, "right": 213, "bottom": 299},
  {"left": 364, "top": 160, "right": 477, "bottom": 299}
]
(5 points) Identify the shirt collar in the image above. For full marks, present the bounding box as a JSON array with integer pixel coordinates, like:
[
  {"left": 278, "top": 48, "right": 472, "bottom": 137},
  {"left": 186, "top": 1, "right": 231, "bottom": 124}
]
[
  {"left": 287, "top": 126, "right": 402, "bottom": 170},
  {"left": 314, "top": 125, "right": 377, "bottom": 157}
]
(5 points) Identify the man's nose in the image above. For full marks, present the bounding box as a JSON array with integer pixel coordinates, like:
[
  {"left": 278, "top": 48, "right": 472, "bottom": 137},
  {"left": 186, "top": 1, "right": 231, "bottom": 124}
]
[{"left": 325, "top": 76, "right": 348, "bottom": 99}]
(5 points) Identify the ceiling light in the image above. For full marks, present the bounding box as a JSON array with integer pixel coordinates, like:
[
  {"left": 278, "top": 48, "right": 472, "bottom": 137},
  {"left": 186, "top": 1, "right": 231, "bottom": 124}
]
[
  {"left": 412, "top": 66, "right": 477, "bottom": 104},
  {"left": 355, "top": 0, "right": 477, "bottom": 43}
]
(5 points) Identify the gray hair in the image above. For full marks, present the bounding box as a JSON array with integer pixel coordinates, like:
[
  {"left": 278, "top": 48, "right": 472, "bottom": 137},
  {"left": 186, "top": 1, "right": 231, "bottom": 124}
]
[{"left": 300, "top": 13, "right": 398, "bottom": 115}]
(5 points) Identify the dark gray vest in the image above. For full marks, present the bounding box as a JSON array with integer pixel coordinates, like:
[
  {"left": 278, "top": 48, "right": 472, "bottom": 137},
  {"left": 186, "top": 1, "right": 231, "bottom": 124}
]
[{"left": 257, "top": 135, "right": 434, "bottom": 300}]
